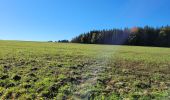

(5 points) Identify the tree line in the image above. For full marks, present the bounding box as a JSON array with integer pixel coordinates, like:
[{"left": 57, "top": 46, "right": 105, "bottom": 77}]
[
  {"left": 71, "top": 26, "right": 170, "bottom": 47},
  {"left": 48, "top": 40, "right": 69, "bottom": 43}
]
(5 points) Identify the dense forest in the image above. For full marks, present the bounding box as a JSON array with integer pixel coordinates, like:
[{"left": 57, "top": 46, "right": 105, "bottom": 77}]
[{"left": 71, "top": 26, "right": 170, "bottom": 47}]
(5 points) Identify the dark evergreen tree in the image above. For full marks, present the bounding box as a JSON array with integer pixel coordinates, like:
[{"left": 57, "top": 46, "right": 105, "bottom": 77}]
[{"left": 71, "top": 26, "right": 170, "bottom": 47}]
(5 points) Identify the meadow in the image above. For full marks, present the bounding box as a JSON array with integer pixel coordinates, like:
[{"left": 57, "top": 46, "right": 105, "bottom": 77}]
[{"left": 0, "top": 40, "right": 170, "bottom": 99}]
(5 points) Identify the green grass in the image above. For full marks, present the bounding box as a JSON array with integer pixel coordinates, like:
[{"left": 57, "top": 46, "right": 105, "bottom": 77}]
[{"left": 0, "top": 40, "right": 170, "bottom": 99}]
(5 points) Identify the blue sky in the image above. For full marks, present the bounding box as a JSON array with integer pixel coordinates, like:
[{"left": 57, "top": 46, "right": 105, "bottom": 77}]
[{"left": 0, "top": 0, "right": 170, "bottom": 41}]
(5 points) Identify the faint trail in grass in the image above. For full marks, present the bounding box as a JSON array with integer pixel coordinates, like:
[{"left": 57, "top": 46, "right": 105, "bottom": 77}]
[{"left": 72, "top": 46, "right": 117, "bottom": 99}]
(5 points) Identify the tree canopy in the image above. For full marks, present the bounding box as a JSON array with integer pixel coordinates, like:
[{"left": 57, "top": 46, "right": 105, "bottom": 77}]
[{"left": 71, "top": 26, "right": 170, "bottom": 47}]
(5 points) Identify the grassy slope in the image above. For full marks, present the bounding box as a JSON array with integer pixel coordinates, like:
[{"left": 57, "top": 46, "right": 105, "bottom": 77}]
[{"left": 0, "top": 40, "right": 170, "bottom": 99}]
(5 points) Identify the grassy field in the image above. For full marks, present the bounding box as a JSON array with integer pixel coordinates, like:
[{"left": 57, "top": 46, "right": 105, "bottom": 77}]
[{"left": 0, "top": 40, "right": 170, "bottom": 100}]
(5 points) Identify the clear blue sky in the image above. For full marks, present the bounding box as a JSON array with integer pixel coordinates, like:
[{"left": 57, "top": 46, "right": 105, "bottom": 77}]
[{"left": 0, "top": 0, "right": 170, "bottom": 41}]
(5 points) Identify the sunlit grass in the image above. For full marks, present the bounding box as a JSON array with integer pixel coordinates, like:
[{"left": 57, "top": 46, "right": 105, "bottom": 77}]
[{"left": 0, "top": 40, "right": 169, "bottom": 99}]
